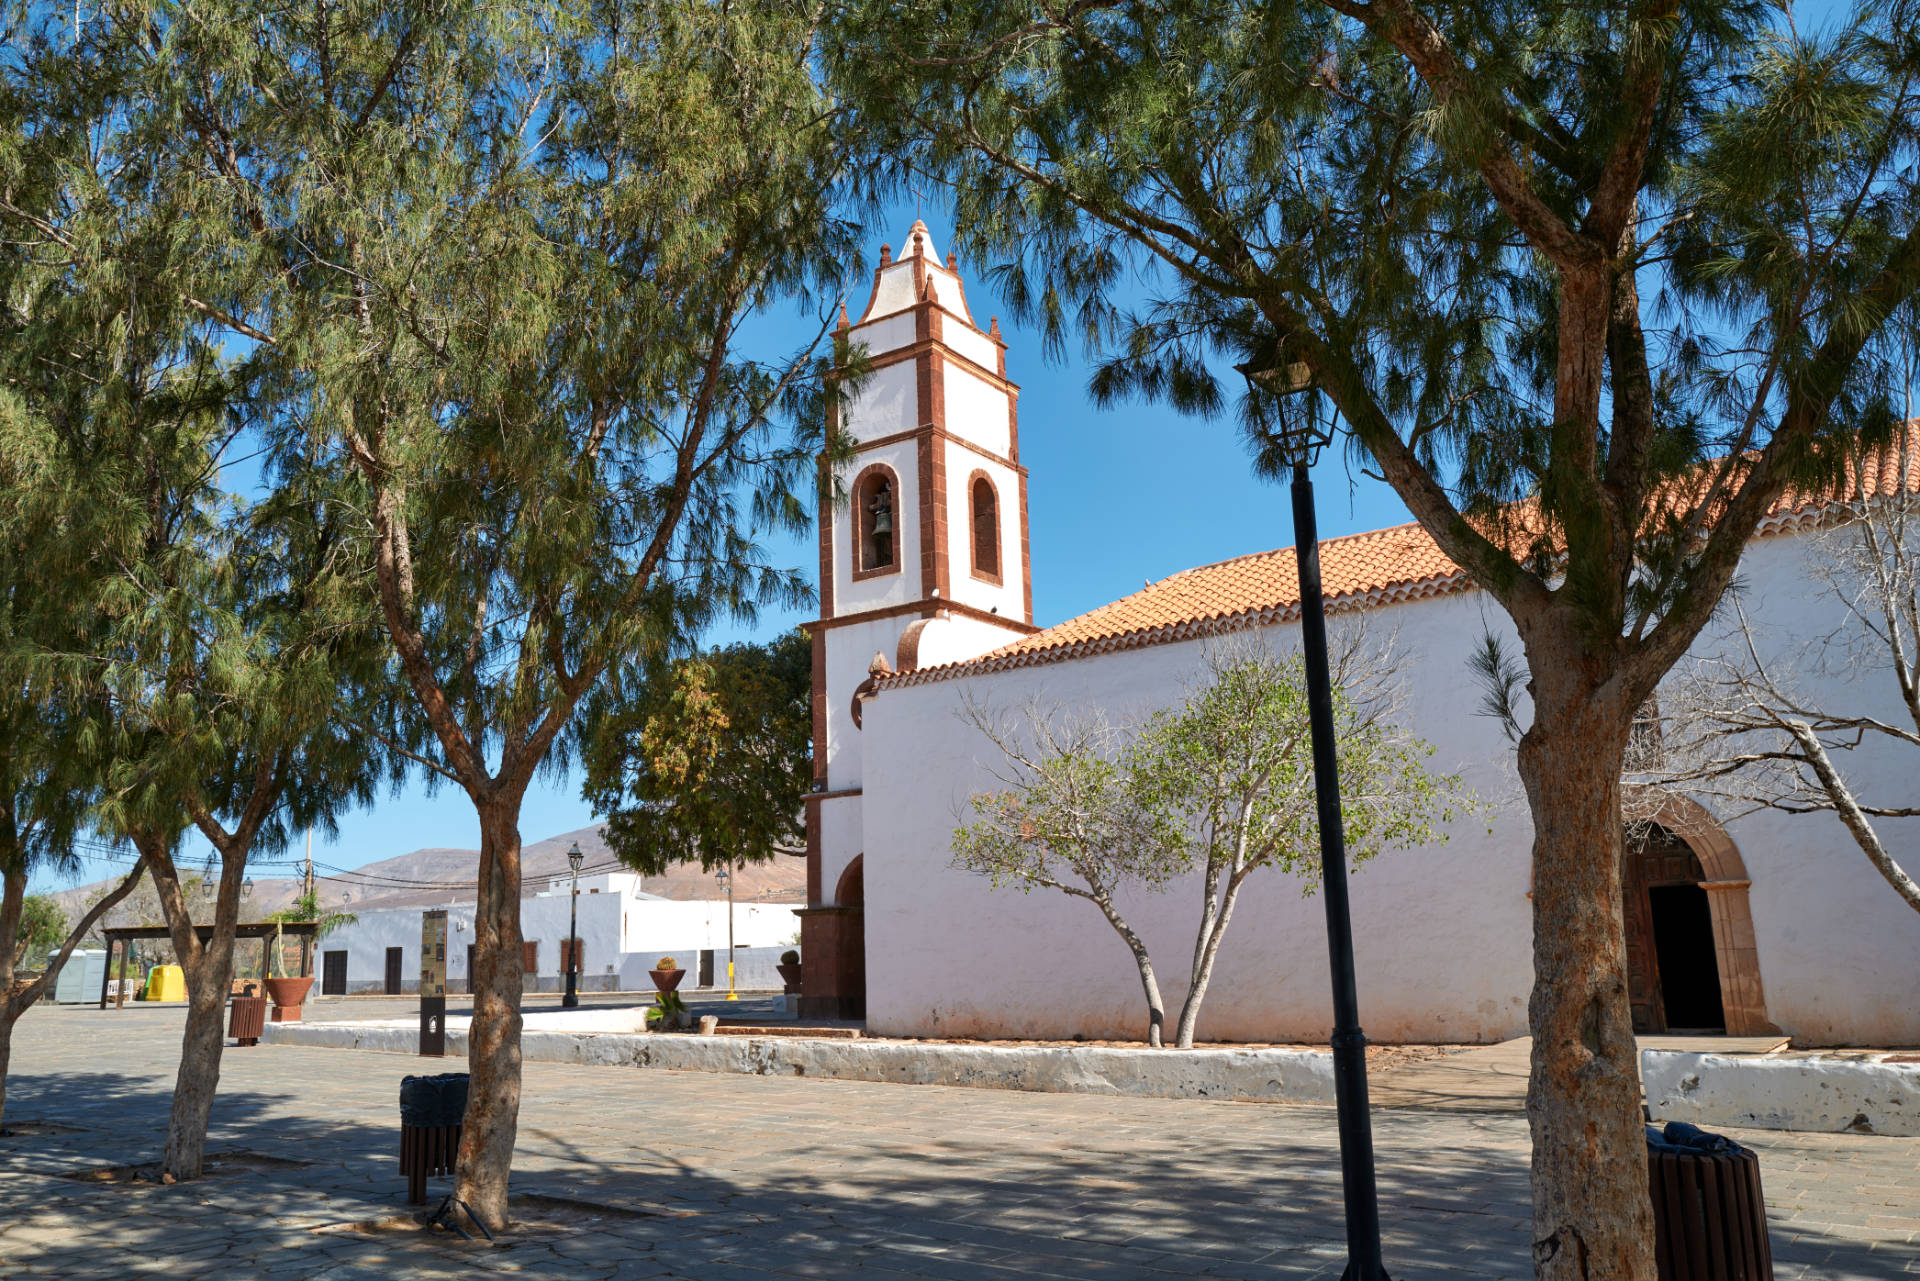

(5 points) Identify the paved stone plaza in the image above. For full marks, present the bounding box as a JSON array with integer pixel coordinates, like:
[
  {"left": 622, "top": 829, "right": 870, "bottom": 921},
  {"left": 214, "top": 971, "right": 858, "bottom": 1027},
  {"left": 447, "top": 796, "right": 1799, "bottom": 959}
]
[{"left": 0, "top": 1001, "right": 1913, "bottom": 1279}]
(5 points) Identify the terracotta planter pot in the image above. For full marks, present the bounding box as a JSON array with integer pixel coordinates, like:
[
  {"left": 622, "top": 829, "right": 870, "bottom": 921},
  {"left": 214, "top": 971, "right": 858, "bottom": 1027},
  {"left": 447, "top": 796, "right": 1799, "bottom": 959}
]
[
  {"left": 262, "top": 976, "right": 314, "bottom": 1023},
  {"left": 649, "top": 968, "right": 685, "bottom": 994},
  {"left": 775, "top": 962, "right": 803, "bottom": 995}
]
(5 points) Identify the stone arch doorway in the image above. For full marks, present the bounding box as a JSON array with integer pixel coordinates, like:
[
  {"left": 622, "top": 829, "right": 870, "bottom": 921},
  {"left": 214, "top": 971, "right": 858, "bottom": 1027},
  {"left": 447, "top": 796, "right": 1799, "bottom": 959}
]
[
  {"left": 1620, "top": 789, "right": 1778, "bottom": 1037},
  {"left": 833, "top": 857, "right": 866, "bottom": 1021},
  {"left": 798, "top": 856, "right": 866, "bottom": 1021}
]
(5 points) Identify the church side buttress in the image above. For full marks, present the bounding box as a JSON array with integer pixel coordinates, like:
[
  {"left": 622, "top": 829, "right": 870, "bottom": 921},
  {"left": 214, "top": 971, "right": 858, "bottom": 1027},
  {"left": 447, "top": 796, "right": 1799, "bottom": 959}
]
[{"left": 797, "top": 222, "right": 1038, "bottom": 1019}]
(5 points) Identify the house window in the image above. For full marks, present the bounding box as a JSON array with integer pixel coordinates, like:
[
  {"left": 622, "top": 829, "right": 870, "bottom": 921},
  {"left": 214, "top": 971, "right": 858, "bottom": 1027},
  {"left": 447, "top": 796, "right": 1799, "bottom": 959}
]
[
  {"left": 854, "top": 466, "right": 900, "bottom": 578},
  {"left": 970, "top": 472, "right": 1001, "bottom": 582},
  {"left": 522, "top": 940, "right": 539, "bottom": 974}
]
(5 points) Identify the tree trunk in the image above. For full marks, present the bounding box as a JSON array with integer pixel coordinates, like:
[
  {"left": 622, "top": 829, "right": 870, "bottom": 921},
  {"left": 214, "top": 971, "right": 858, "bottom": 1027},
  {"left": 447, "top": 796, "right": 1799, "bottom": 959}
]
[
  {"left": 1089, "top": 895, "right": 1165, "bottom": 1048},
  {"left": 145, "top": 836, "right": 249, "bottom": 1181},
  {"left": 1518, "top": 660, "right": 1656, "bottom": 1281},
  {"left": 163, "top": 950, "right": 236, "bottom": 1178},
  {"left": 454, "top": 797, "right": 526, "bottom": 1230},
  {"left": 1175, "top": 867, "right": 1249, "bottom": 1049}
]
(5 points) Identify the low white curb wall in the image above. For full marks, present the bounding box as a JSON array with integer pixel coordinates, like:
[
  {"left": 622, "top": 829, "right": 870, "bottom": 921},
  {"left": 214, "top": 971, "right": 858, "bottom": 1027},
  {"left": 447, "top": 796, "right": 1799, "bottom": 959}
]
[
  {"left": 264, "top": 1020, "right": 1335, "bottom": 1103},
  {"left": 1642, "top": 1050, "right": 1920, "bottom": 1137}
]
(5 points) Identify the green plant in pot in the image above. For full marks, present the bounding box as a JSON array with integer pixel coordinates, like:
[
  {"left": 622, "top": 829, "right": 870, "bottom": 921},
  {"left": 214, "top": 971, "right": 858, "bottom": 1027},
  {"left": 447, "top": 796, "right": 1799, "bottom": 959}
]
[
  {"left": 776, "top": 949, "right": 802, "bottom": 995},
  {"left": 261, "top": 892, "right": 355, "bottom": 1019},
  {"left": 646, "top": 988, "right": 690, "bottom": 1030}
]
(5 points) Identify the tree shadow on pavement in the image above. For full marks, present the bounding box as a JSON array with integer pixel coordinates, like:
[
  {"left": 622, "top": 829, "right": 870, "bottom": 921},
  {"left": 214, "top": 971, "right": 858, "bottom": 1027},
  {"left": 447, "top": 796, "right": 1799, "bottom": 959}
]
[{"left": 0, "top": 1065, "right": 1903, "bottom": 1281}]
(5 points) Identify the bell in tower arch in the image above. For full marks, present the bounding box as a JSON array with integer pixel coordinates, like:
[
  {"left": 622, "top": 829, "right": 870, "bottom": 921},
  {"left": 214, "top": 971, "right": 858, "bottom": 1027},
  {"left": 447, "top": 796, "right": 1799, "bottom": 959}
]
[{"left": 868, "top": 479, "right": 894, "bottom": 566}]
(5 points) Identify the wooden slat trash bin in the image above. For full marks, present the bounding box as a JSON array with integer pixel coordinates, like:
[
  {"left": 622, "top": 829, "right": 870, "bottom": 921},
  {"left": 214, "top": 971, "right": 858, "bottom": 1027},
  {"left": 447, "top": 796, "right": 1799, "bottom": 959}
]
[
  {"left": 1646, "top": 1122, "right": 1773, "bottom": 1280},
  {"left": 229, "top": 985, "right": 267, "bottom": 1047},
  {"left": 399, "top": 1072, "right": 469, "bottom": 1205}
]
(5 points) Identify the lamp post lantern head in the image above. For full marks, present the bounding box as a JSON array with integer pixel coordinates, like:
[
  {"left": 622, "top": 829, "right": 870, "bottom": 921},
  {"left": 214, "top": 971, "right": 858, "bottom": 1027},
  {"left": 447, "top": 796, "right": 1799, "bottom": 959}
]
[
  {"left": 567, "top": 842, "right": 583, "bottom": 874},
  {"left": 714, "top": 865, "right": 730, "bottom": 887},
  {"left": 1236, "top": 352, "right": 1332, "bottom": 469}
]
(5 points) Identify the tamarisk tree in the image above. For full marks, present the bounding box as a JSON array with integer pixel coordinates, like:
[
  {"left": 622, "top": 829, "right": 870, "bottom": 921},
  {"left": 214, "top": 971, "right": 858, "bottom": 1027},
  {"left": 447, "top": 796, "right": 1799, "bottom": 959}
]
[
  {"left": 832, "top": 2, "right": 1920, "bottom": 1271},
  {"left": 9, "top": 0, "right": 859, "bottom": 1226}
]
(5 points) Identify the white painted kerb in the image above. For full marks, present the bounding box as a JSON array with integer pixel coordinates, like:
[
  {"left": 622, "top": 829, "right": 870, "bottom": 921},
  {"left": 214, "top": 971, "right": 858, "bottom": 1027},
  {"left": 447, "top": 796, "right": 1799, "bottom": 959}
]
[
  {"left": 1643, "top": 1049, "right": 1920, "bottom": 1137},
  {"left": 264, "top": 1018, "right": 1335, "bottom": 1104}
]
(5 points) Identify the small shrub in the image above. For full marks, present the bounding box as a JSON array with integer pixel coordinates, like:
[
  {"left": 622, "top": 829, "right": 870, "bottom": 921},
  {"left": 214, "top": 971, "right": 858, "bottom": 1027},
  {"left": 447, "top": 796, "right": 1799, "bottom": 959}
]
[
  {"left": 655, "top": 956, "right": 678, "bottom": 971},
  {"left": 780, "top": 949, "right": 800, "bottom": 966}
]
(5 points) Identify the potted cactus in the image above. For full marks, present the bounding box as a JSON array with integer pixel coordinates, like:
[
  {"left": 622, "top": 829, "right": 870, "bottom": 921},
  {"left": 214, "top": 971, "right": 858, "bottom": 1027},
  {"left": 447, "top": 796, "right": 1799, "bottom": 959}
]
[
  {"left": 647, "top": 955, "right": 685, "bottom": 995},
  {"left": 776, "top": 949, "right": 803, "bottom": 995}
]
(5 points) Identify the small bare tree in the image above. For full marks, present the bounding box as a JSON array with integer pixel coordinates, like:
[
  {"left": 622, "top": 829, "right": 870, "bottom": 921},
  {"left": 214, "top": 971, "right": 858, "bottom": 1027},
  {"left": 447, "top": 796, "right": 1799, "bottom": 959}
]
[
  {"left": 1134, "top": 637, "right": 1465, "bottom": 1047},
  {"left": 1650, "top": 431, "right": 1920, "bottom": 915},
  {"left": 952, "top": 702, "right": 1183, "bottom": 1045},
  {"left": 954, "top": 633, "right": 1465, "bottom": 1049}
]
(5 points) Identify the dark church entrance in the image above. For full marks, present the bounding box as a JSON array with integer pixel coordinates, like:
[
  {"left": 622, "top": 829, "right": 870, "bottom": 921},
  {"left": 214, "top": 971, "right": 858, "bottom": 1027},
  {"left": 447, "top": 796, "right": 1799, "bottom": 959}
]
[{"left": 1623, "top": 825, "right": 1727, "bottom": 1034}]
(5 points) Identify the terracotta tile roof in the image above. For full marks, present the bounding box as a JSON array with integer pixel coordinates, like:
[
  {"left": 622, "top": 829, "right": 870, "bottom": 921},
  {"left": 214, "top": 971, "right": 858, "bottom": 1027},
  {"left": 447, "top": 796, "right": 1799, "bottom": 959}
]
[
  {"left": 884, "top": 431, "right": 1919, "bottom": 690},
  {"left": 882, "top": 521, "right": 1473, "bottom": 689}
]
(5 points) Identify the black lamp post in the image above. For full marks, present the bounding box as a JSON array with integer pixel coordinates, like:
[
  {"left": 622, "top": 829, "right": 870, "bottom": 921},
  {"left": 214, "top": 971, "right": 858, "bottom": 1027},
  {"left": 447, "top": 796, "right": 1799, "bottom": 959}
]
[
  {"left": 1240, "top": 356, "right": 1392, "bottom": 1281},
  {"left": 562, "top": 841, "right": 584, "bottom": 1009}
]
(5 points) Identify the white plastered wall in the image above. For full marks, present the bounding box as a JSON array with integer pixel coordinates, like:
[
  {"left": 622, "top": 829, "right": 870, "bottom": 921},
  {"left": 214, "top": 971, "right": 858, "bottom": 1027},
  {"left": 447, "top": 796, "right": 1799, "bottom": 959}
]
[
  {"left": 817, "top": 795, "right": 864, "bottom": 907},
  {"left": 823, "top": 616, "right": 912, "bottom": 789},
  {"left": 861, "top": 589, "right": 1532, "bottom": 1044},
  {"left": 942, "top": 364, "right": 1011, "bottom": 459},
  {"left": 1683, "top": 532, "right": 1920, "bottom": 1045},
  {"left": 942, "top": 319, "right": 998, "bottom": 373},
  {"left": 907, "top": 615, "right": 1030, "bottom": 671},
  {"left": 843, "top": 361, "right": 917, "bottom": 444},
  {"left": 857, "top": 524, "right": 1920, "bottom": 1046}
]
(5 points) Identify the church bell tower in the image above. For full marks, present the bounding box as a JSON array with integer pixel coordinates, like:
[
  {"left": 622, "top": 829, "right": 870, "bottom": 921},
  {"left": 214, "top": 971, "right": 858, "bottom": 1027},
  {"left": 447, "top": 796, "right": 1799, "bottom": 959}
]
[{"left": 798, "top": 222, "right": 1038, "bottom": 1019}]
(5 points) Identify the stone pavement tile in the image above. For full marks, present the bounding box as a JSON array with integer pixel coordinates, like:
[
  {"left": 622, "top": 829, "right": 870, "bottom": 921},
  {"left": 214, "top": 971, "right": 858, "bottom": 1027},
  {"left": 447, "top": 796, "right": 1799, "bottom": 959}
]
[{"left": 3, "top": 1003, "right": 1916, "bottom": 1278}]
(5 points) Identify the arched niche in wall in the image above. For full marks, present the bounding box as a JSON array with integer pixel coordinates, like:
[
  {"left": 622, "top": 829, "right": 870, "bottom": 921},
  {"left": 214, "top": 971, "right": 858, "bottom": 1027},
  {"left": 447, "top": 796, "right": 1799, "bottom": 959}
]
[{"left": 968, "top": 470, "right": 1002, "bottom": 584}]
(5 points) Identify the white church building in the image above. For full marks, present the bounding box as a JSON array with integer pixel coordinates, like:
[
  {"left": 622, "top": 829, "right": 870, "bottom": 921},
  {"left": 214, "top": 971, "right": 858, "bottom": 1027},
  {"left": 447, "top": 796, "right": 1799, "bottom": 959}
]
[{"left": 797, "top": 222, "right": 1920, "bottom": 1047}]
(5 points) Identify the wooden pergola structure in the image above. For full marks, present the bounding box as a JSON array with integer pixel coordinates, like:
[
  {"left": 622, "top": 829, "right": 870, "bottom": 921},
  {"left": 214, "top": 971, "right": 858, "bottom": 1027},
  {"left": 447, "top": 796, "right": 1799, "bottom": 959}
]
[{"left": 98, "top": 922, "right": 318, "bottom": 1009}]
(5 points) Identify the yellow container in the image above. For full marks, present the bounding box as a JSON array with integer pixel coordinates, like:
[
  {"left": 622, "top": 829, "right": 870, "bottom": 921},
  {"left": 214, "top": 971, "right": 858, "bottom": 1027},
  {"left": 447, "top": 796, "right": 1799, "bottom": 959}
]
[{"left": 144, "top": 964, "right": 187, "bottom": 1002}]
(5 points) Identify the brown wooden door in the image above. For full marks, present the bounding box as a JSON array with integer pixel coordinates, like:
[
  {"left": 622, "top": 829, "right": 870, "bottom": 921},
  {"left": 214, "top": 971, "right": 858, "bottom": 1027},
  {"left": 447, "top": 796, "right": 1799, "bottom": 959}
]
[
  {"left": 321, "top": 950, "right": 348, "bottom": 996},
  {"left": 560, "top": 938, "right": 582, "bottom": 974},
  {"left": 384, "top": 947, "right": 404, "bottom": 995},
  {"left": 522, "top": 941, "right": 539, "bottom": 975},
  {"left": 1622, "top": 826, "right": 1711, "bottom": 1034}
]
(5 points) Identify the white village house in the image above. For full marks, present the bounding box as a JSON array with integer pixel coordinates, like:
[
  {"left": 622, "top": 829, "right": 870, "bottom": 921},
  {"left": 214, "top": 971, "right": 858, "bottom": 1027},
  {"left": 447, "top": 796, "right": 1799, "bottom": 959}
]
[
  {"left": 798, "top": 221, "right": 1920, "bottom": 1046},
  {"left": 314, "top": 871, "right": 801, "bottom": 996}
]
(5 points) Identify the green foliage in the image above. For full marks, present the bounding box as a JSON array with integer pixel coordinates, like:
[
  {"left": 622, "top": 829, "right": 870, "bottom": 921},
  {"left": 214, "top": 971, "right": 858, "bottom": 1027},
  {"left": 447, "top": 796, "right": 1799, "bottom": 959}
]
[
  {"left": 1130, "top": 645, "right": 1463, "bottom": 895},
  {"left": 655, "top": 956, "right": 680, "bottom": 972},
  {"left": 13, "top": 896, "right": 66, "bottom": 969},
  {"left": 585, "top": 631, "right": 812, "bottom": 875},
  {"left": 780, "top": 949, "right": 800, "bottom": 966},
  {"left": 826, "top": 0, "right": 1920, "bottom": 678},
  {"left": 951, "top": 707, "right": 1182, "bottom": 904},
  {"left": 265, "top": 892, "right": 358, "bottom": 942},
  {"left": 646, "top": 987, "right": 688, "bottom": 1026}
]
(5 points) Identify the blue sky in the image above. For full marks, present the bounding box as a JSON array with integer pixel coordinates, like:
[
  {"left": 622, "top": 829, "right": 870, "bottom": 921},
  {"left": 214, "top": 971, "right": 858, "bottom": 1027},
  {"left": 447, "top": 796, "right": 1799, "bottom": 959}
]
[
  {"left": 32, "top": 0, "right": 1860, "bottom": 890},
  {"left": 32, "top": 196, "right": 1411, "bottom": 892}
]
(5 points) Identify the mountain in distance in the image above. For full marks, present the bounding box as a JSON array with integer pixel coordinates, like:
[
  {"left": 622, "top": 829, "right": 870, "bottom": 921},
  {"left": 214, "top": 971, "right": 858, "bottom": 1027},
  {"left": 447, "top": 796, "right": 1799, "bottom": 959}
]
[{"left": 47, "top": 822, "right": 806, "bottom": 925}]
